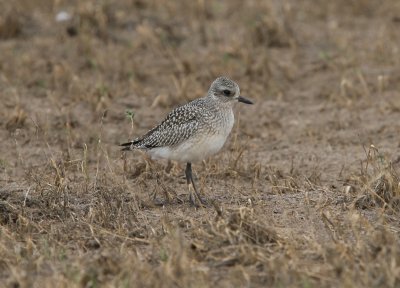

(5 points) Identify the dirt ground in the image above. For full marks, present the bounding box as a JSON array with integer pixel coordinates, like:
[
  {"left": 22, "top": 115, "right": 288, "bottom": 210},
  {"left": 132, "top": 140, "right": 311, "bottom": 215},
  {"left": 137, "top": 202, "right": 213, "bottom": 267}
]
[{"left": 1, "top": 0, "right": 400, "bottom": 287}]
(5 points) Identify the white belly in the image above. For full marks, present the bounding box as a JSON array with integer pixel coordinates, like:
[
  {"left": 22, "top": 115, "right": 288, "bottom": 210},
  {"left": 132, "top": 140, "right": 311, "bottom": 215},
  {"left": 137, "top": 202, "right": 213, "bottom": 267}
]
[{"left": 148, "top": 133, "right": 228, "bottom": 163}]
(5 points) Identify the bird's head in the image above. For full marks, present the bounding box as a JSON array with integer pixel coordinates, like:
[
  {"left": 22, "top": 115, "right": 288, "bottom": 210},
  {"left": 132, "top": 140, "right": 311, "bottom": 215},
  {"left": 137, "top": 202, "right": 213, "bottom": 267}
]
[{"left": 208, "top": 77, "right": 253, "bottom": 105}]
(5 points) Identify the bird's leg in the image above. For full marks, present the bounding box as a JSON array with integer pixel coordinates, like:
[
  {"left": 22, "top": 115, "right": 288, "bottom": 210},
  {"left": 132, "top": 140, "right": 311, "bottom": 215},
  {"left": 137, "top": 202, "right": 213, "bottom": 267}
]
[
  {"left": 185, "top": 163, "right": 196, "bottom": 205},
  {"left": 185, "top": 163, "right": 206, "bottom": 206}
]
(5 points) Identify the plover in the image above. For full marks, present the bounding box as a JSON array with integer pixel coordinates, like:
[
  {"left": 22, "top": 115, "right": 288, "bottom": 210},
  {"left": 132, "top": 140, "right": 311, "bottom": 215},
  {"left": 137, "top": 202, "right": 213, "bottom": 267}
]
[{"left": 121, "top": 77, "right": 253, "bottom": 205}]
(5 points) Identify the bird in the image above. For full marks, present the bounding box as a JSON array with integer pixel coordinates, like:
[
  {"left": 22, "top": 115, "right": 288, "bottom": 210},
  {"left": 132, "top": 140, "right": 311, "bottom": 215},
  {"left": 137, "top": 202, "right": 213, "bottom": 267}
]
[{"left": 120, "top": 77, "right": 253, "bottom": 206}]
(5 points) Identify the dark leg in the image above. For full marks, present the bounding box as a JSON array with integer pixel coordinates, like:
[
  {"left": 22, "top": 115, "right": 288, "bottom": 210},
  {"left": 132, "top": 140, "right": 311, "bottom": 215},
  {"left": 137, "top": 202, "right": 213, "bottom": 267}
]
[
  {"left": 185, "top": 163, "right": 196, "bottom": 205},
  {"left": 185, "top": 163, "right": 206, "bottom": 206}
]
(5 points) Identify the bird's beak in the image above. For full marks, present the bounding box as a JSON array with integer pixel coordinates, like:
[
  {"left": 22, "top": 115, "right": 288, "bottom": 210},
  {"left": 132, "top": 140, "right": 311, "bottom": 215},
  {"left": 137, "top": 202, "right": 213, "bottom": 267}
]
[{"left": 238, "top": 96, "right": 253, "bottom": 105}]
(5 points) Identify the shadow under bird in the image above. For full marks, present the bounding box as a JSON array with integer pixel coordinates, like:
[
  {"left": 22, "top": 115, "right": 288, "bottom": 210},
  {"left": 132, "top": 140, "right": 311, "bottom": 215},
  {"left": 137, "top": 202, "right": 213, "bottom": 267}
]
[{"left": 120, "top": 77, "right": 253, "bottom": 206}]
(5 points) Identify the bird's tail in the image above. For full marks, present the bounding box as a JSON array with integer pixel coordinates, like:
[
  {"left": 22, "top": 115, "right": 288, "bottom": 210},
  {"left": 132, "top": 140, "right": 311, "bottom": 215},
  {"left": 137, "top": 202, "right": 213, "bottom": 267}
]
[
  {"left": 120, "top": 139, "right": 142, "bottom": 151},
  {"left": 120, "top": 142, "right": 133, "bottom": 151}
]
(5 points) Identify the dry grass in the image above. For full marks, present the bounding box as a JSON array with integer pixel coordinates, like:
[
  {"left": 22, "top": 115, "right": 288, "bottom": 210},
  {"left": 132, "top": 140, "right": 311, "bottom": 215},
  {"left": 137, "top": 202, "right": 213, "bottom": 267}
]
[{"left": 1, "top": 0, "right": 400, "bottom": 287}]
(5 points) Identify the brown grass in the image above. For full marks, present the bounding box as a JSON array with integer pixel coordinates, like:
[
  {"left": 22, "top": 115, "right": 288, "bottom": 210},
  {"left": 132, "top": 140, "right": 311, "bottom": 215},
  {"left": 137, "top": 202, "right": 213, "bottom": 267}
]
[{"left": 1, "top": 0, "right": 400, "bottom": 287}]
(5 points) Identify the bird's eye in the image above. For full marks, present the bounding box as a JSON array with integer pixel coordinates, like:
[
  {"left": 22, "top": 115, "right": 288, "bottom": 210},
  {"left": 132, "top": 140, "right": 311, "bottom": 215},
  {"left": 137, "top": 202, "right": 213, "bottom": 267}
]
[{"left": 222, "top": 89, "right": 231, "bottom": 96}]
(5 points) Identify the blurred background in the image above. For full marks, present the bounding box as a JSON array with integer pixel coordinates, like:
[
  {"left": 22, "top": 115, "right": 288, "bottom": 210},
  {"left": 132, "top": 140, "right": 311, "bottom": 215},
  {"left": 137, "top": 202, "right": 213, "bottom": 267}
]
[{"left": 1, "top": 0, "right": 399, "bottom": 165}]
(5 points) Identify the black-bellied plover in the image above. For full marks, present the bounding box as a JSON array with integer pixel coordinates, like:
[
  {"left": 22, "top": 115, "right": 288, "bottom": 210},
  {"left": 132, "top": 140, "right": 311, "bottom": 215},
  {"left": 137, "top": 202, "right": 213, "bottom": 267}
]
[{"left": 121, "top": 77, "right": 253, "bottom": 206}]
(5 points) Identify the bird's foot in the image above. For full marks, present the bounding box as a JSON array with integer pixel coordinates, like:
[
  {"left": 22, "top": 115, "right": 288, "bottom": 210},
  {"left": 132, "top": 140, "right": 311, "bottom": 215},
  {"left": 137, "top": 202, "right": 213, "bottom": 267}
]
[
  {"left": 188, "top": 188, "right": 208, "bottom": 207},
  {"left": 153, "top": 198, "right": 167, "bottom": 206}
]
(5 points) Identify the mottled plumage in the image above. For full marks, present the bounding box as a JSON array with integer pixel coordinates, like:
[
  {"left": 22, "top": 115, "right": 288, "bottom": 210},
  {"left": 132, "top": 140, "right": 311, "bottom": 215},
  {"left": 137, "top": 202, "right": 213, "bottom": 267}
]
[
  {"left": 121, "top": 77, "right": 253, "bottom": 205},
  {"left": 125, "top": 100, "right": 202, "bottom": 150}
]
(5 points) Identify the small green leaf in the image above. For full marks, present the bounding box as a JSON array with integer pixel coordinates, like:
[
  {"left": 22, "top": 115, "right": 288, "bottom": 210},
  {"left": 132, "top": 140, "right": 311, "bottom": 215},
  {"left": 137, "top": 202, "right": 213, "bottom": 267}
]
[{"left": 125, "top": 110, "right": 135, "bottom": 120}]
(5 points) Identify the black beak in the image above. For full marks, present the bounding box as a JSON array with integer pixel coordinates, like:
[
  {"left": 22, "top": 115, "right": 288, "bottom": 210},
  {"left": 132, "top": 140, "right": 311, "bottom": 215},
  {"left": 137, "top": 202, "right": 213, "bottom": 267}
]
[{"left": 238, "top": 96, "right": 253, "bottom": 105}]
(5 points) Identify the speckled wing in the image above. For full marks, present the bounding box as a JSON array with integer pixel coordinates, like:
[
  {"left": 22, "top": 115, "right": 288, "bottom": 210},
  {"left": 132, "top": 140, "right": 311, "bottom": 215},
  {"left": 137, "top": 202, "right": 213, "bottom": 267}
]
[{"left": 120, "top": 103, "right": 202, "bottom": 150}]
